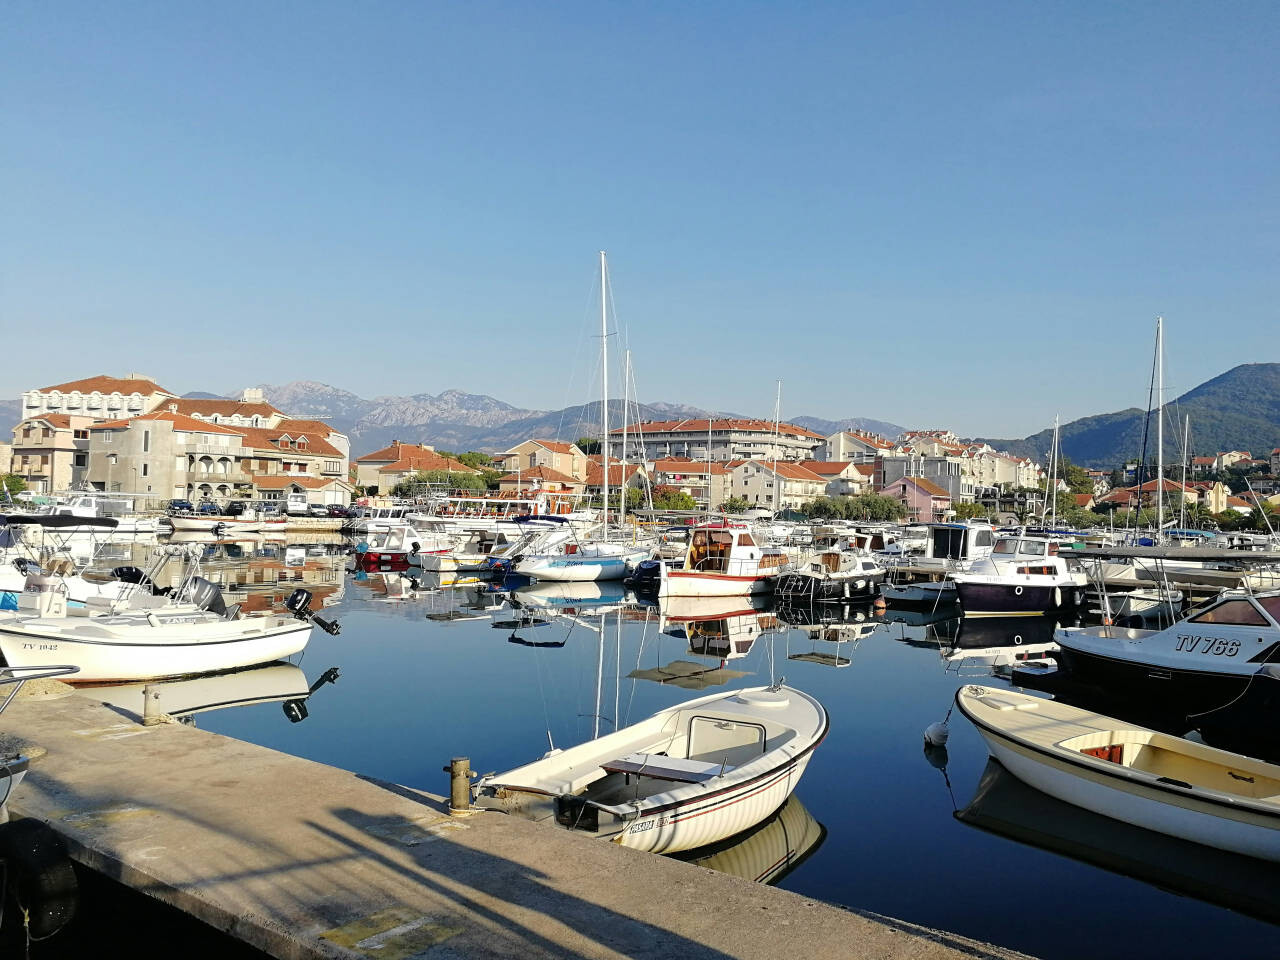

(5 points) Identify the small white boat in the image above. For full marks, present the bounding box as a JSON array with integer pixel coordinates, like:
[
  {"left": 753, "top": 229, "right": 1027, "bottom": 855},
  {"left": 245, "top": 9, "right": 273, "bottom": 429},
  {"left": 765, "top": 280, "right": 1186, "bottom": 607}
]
[
  {"left": 475, "top": 683, "right": 827, "bottom": 853},
  {"left": 514, "top": 539, "right": 651, "bottom": 582},
  {"left": 0, "top": 564, "right": 339, "bottom": 683},
  {"left": 167, "top": 515, "right": 289, "bottom": 535},
  {"left": 881, "top": 578, "right": 955, "bottom": 604},
  {"left": 775, "top": 543, "right": 885, "bottom": 602},
  {"left": 1111, "top": 587, "right": 1184, "bottom": 623},
  {"left": 957, "top": 684, "right": 1280, "bottom": 861}
]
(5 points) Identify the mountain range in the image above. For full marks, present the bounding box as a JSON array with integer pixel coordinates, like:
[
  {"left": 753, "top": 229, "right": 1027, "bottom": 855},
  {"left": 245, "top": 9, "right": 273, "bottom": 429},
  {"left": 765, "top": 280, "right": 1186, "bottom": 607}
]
[
  {"left": 4, "top": 364, "right": 1276, "bottom": 467},
  {"left": 251, "top": 383, "right": 905, "bottom": 456},
  {"left": 976, "top": 363, "right": 1280, "bottom": 468}
]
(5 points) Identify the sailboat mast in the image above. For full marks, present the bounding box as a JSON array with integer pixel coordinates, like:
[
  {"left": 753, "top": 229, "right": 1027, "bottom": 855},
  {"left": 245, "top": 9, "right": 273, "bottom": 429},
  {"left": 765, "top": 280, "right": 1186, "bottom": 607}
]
[
  {"left": 600, "top": 251, "right": 609, "bottom": 541},
  {"left": 1180, "top": 414, "right": 1190, "bottom": 530},
  {"left": 620, "top": 348, "right": 630, "bottom": 534},
  {"left": 771, "top": 380, "right": 782, "bottom": 513},
  {"left": 1155, "top": 317, "right": 1164, "bottom": 537}
]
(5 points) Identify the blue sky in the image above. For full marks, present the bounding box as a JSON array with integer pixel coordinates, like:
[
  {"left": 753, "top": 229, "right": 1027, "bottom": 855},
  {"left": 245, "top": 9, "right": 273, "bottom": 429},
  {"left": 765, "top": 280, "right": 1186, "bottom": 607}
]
[{"left": 3, "top": 2, "right": 1275, "bottom": 438}]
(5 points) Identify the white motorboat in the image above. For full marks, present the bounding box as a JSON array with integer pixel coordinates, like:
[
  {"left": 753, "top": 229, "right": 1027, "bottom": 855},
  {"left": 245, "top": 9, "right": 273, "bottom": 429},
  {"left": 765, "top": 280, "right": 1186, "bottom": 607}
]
[
  {"left": 952, "top": 535, "right": 1088, "bottom": 617},
  {"left": 0, "top": 561, "right": 339, "bottom": 683},
  {"left": 1054, "top": 590, "right": 1280, "bottom": 714},
  {"left": 36, "top": 493, "right": 161, "bottom": 534},
  {"left": 513, "top": 539, "right": 651, "bottom": 583},
  {"left": 1110, "top": 586, "right": 1185, "bottom": 624},
  {"left": 627, "top": 522, "right": 788, "bottom": 597},
  {"left": 881, "top": 578, "right": 955, "bottom": 604},
  {"left": 0, "top": 516, "right": 143, "bottom": 611},
  {"left": 167, "top": 514, "right": 289, "bottom": 535},
  {"left": 352, "top": 521, "right": 453, "bottom": 571},
  {"left": 475, "top": 683, "right": 827, "bottom": 853},
  {"left": 957, "top": 684, "right": 1280, "bottom": 862},
  {"left": 774, "top": 546, "right": 885, "bottom": 602}
]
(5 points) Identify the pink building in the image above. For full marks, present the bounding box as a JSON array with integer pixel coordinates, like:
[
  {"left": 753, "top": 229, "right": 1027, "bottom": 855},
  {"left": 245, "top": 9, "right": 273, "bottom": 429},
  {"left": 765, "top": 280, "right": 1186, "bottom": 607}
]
[{"left": 882, "top": 475, "right": 952, "bottom": 522}]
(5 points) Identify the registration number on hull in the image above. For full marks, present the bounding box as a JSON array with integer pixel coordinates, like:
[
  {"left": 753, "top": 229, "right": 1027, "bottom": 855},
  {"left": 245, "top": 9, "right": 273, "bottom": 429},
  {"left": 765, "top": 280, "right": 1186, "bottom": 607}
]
[{"left": 1174, "top": 635, "right": 1240, "bottom": 656}]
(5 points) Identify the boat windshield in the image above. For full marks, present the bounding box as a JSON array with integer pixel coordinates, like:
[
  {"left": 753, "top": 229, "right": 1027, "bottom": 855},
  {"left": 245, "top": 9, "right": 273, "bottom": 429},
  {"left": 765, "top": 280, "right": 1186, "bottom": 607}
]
[
  {"left": 1019, "top": 540, "right": 1047, "bottom": 557},
  {"left": 992, "top": 539, "right": 1019, "bottom": 555}
]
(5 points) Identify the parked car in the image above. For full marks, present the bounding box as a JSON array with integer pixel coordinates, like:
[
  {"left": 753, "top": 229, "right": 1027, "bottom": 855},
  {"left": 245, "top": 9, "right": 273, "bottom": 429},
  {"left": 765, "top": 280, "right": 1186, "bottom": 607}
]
[
  {"left": 166, "top": 499, "right": 195, "bottom": 514},
  {"left": 308, "top": 504, "right": 329, "bottom": 518},
  {"left": 326, "top": 504, "right": 350, "bottom": 518},
  {"left": 197, "top": 500, "right": 221, "bottom": 515}
]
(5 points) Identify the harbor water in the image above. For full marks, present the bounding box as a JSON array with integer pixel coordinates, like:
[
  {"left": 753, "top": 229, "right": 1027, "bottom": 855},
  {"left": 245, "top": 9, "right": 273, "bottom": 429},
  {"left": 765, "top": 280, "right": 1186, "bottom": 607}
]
[{"left": 17, "top": 535, "right": 1280, "bottom": 958}]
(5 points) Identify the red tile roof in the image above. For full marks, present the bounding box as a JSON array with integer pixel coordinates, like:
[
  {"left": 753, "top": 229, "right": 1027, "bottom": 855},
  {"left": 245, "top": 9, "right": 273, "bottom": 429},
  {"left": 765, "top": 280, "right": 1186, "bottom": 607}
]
[
  {"left": 585, "top": 462, "right": 643, "bottom": 486},
  {"left": 496, "top": 465, "right": 580, "bottom": 485},
  {"left": 88, "top": 411, "right": 244, "bottom": 435},
  {"left": 166, "top": 398, "right": 283, "bottom": 420},
  {"left": 377, "top": 452, "right": 479, "bottom": 474},
  {"left": 236, "top": 426, "right": 342, "bottom": 457},
  {"left": 799, "top": 460, "right": 856, "bottom": 476},
  {"left": 356, "top": 442, "right": 437, "bottom": 463},
  {"left": 21, "top": 414, "right": 75, "bottom": 429},
  {"left": 39, "top": 375, "right": 175, "bottom": 396},
  {"left": 887, "top": 475, "right": 950, "bottom": 498}
]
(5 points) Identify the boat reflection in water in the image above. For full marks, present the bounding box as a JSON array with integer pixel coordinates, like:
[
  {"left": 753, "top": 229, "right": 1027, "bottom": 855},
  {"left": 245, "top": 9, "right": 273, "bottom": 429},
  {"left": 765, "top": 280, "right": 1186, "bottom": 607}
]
[
  {"left": 671, "top": 795, "right": 827, "bottom": 884},
  {"left": 777, "top": 601, "right": 881, "bottom": 668},
  {"left": 942, "top": 616, "right": 1065, "bottom": 675},
  {"left": 658, "top": 595, "right": 776, "bottom": 663},
  {"left": 956, "top": 758, "right": 1280, "bottom": 926},
  {"left": 79, "top": 661, "right": 340, "bottom": 725}
]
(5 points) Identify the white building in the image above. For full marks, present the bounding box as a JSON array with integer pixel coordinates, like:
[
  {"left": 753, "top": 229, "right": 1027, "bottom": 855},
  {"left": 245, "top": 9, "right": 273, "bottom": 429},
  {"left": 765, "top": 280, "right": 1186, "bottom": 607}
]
[{"left": 614, "top": 418, "right": 823, "bottom": 463}]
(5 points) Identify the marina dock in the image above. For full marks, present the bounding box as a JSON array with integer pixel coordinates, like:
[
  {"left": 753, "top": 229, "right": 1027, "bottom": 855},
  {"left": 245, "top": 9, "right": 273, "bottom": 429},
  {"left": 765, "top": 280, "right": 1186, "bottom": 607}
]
[{"left": 0, "top": 683, "right": 1029, "bottom": 960}]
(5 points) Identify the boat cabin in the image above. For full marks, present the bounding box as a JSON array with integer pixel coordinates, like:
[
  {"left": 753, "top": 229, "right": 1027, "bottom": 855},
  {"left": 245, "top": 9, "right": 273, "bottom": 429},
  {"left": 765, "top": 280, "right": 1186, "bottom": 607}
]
[{"left": 921, "top": 522, "right": 995, "bottom": 563}]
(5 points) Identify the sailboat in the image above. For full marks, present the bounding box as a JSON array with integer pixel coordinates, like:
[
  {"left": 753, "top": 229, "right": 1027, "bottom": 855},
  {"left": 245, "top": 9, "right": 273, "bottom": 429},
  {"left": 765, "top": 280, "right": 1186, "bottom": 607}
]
[{"left": 514, "top": 252, "right": 651, "bottom": 582}]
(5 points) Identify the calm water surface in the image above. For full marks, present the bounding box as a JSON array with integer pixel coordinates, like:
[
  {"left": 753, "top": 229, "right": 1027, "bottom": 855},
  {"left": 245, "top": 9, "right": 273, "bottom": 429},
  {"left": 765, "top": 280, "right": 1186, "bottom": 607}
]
[{"left": 106, "top": 541, "right": 1280, "bottom": 959}]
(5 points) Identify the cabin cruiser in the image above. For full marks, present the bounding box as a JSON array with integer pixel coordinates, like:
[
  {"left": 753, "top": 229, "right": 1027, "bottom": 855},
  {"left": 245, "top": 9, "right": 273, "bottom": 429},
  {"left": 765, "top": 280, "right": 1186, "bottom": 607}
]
[
  {"left": 880, "top": 521, "right": 995, "bottom": 605},
  {"left": 774, "top": 529, "right": 885, "bottom": 602},
  {"left": 951, "top": 535, "right": 1087, "bottom": 617},
  {"left": 626, "top": 521, "right": 788, "bottom": 597},
  {"left": 0, "top": 516, "right": 144, "bottom": 611},
  {"left": 32, "top": 492, "right": 160, "bottom": 534},
  {"left": 1054, "top": 590, "right": 1280, "bottom": 715},
  {"left": 352, "top": 521, "right": 453, "bottom": 572}
]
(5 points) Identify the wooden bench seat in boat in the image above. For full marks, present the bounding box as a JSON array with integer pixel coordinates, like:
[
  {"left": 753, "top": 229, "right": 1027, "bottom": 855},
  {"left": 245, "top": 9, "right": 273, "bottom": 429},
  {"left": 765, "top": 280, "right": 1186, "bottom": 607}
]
[{"left": 600, "top": 752, "right": 727, "bottom": 783}]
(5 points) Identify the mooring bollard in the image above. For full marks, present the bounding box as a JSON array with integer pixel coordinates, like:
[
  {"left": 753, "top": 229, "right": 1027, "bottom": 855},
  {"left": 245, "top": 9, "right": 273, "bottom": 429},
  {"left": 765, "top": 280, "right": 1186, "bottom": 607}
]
[
  {"left": 447, "top": 756, "right": 472, "bottom": 815},
  {"left": 141, "top": 684, "right": 163, "bottom": 726}
]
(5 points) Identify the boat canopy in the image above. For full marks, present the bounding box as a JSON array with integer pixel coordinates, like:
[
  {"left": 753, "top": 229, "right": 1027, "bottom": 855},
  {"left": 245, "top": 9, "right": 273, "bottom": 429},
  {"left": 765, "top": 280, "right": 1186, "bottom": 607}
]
[{"left": 1, "top": 514, "right": 119, "bottom": 529}]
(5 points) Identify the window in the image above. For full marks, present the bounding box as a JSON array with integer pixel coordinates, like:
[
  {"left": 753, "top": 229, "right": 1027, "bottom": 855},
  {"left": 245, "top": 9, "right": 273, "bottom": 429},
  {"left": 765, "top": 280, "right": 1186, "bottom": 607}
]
[
  {"left": 74, "top": 453, "right": 87, "bottom": 467},
  {"left": 102, "top": 431, "right": 112, "bottom": 443},
  {"left": 141, "top": 463, "right": 149, "bottom": 477},
  {"left": 74, "top": 429, "right": 89, "bottom": 440},
  {"left": 973, "top": 530, "right": 994, "bottom": 547},
  {"left": 108, "top": 454, "right": 118, "bottom": 465},
  {"left": 1255, "top": 597, "right": 1280, "bottom": 623},
  {"left": 1189, "top": 600, "right": 1268, "bottom": 626},
  {"left": 143, "top": 430, "right": 150, "bottom": 453}
]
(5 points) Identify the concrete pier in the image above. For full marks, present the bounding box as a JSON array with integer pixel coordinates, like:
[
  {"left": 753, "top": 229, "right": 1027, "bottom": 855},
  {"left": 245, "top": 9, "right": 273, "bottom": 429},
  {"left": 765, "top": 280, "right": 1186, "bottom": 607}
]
[{"left": 0, "top": 686, "right": 1031, "bottom": 960}]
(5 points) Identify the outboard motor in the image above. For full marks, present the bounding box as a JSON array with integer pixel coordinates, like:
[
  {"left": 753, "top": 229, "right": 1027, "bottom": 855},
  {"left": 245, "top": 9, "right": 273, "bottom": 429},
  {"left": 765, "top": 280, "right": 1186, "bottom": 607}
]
[
  {"left": 284, "top": 588, "right": 341, "bottom": 635},
  {"left": 181, "top": 576, "right": 227, "bottom": 617}
]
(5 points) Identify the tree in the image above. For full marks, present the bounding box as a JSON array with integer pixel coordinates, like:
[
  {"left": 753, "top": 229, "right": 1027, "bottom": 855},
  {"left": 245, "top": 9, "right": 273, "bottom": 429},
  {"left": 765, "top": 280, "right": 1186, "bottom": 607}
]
[
  {"left": 651, "top": 485, "right": 697, "bottom": 511},
  {"left": 576, "top": 437, "right": 601, "bottom": 455},
  {"left": 721, "top": 496, "right": 751, "bottom": 514},
  {"left": 844, "top": 492, "right": 906, "bottom": 521},
  {"left": 951, "top": 502, "right": 988, "bottom": 521},
  {"left": 391, "top": 469, "right": 487, "bottom": 496},
  {"left": 2, "top": 474, "right": 26, "bottom": 498}
]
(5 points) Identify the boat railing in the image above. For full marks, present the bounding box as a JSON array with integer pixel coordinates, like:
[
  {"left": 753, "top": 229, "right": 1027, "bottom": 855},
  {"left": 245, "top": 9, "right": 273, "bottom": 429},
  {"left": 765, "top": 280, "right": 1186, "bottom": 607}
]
[{"left": 0, "top": 664, "right": 81, "bottom": 714}]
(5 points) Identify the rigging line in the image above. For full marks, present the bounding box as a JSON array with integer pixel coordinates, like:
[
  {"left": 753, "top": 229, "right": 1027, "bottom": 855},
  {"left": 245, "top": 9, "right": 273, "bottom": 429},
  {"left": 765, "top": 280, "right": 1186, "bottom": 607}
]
[{"left": 554, "top": 262, "right": 601, "bottom": 442}]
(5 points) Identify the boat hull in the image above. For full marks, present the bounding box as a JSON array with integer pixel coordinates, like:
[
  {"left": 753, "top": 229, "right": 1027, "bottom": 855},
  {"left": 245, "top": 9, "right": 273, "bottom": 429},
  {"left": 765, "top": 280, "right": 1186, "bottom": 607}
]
[
  {"left": 615, "top": 749, "right": 818, "bottom": 854},
  {"left": 967, "top": 707, "right": 1280, "bottom": 862},
  {"left": 775, "top": 572, "right": 882, "bottom": 602},
  {"left": 955, "top": 579, "right": 1083, "bottom": 617},
  {"left": 659, "top": 569, "right": 776, "bottom": 598},
  {"left": 0, "top": 615, "right": 313, "bottom": 683}
]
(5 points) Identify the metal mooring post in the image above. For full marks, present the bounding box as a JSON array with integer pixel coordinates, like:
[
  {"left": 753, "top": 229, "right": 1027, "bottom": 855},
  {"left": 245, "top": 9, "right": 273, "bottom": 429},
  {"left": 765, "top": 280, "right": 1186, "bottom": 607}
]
[
  {"left": 142, "top": 684, "right": 163, "bottom": 726},
  {"left": 447, "top": 756, "right": 472, "bottom": 815}
]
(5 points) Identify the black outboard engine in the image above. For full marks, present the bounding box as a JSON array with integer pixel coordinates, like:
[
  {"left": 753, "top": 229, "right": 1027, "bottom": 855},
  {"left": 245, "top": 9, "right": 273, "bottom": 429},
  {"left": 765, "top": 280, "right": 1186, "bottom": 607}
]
[
  {"left": 284, "top": 588, "right": 341, "bottom": 635},
  {"left": 624, "top": 558, "right": 663, "bottom": 594},
  {"left": 181, "top": 576, "right": 227, "bottom": 617}
]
